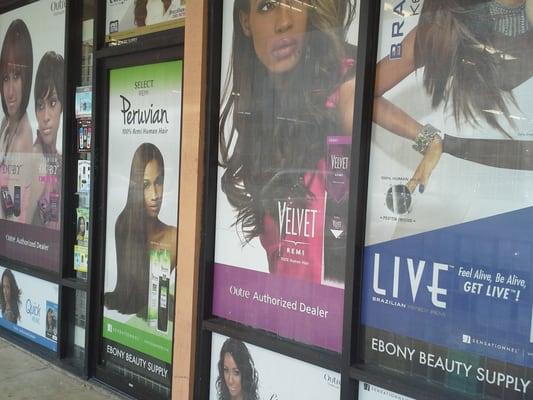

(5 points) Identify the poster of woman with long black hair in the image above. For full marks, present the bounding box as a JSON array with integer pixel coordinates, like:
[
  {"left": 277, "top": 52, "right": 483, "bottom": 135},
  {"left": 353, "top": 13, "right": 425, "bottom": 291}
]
[
  {"left": 102, "top": 60, "right": 182, "bottom": 387},
  {"left": 212, "top": 0, "right": 360, "bottom": 353}
]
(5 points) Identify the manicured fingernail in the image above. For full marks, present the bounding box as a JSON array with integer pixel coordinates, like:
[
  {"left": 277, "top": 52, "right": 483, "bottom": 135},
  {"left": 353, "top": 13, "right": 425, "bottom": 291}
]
[{"left": 419, "top": 185, "right": 425, "bottom": 193}]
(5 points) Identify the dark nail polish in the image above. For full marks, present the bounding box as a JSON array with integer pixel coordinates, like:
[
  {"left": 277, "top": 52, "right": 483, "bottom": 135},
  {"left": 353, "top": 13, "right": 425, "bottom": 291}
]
[{"left": 419, "top": 184, "right": 425, "bottom": 193}]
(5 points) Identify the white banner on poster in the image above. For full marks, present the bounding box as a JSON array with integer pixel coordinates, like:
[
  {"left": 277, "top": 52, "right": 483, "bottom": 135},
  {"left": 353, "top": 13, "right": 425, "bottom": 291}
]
[
  {"left": 0, "top": 266, "right": 58, "bottom": 351},
  {"left": 210, "top": 333, "right": 341, "bottom": 400}
]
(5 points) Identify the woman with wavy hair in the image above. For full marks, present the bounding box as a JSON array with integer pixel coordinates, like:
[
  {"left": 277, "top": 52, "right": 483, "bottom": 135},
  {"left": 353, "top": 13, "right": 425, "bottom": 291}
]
[
  {"left": 0, "top": 269, "right": 21, "bottom": 324},
  {"left": 374, "top": 0, "right": 533, "bottom": 194},
  {"left": 219, "top": 0, "right": 357, "bottom": 283},
  {"left": 105, "top": 143, "right": 176, "bottom": 316},
  {"left": 216, "top": 338, "right": 259, "bottom": 400}
]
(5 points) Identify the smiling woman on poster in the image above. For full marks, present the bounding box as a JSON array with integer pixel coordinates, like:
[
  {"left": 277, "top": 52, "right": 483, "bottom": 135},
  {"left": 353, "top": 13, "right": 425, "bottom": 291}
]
[
  {"left": 374, "top": 0, "right": 533, "bottom": 195},
  {"left": 217, "top": 338, "right": 260, "bottom": 400},
  {"left": 32, "top": 51, "right": 64, "bottom": 229},
  {"left": 219, "top": 0, "right": 356, "bottom": 283},
  {"left": 104, "top": 142, "right": 177, "bottom": 316},
  {"left": 0, "top": 19, "right": 33, "bottom": 222},
  {"left": 0, "top": 269, "right": 21, "bottom": 324}
]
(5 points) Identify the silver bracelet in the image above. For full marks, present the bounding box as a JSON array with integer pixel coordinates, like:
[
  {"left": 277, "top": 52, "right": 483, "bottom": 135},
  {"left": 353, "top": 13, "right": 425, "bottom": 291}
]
[{"left": 412, "top": 124, "right": 441, "bottom": 155}]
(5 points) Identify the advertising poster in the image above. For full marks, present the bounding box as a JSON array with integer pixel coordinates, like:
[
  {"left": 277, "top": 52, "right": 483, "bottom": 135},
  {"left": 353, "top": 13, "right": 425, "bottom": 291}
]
[
  {"left": 358, "top": 382, "right": 414, "bottom": 400},
  {"left": 212, "top": 0, "right": 359, "bottom": 352},
  {"left": 0, "top": 1, "right": 66, "bottom": 272},
  {"left": 209, "top": 333, "right": 340, "bottom": 400},
  {"left": 0, "top": 266, "right": 58, "bottom": 351},
  {"left": 101, "top": 60, "right": 182, "bottom": 388},
  {"left": 362, "top": 0, "right": 533, "bottom": 397},
  {"left": 105, "top": 0, "right": 186, "bottom": 43}
]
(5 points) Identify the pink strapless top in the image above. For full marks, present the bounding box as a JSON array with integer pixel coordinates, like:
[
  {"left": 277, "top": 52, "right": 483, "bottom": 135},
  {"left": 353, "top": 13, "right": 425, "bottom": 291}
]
[
  {"left": 258, "top": 58, "right": 354, "bottom": 283},
  {"left": 260, "top": 159, "right": 327, "bottom": 284}
]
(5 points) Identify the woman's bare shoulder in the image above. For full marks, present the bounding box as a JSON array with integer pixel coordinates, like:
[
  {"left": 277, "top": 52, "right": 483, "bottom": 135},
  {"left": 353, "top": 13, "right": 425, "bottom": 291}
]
[
  {"left": 161, "top": 223, "right": 178, "bottom": 243},
  {"left": 12, "top": 115, "right": 33, "bottom": 153},
  {"left": 339, "top": 77, "right": 356, "bottom": 135}
]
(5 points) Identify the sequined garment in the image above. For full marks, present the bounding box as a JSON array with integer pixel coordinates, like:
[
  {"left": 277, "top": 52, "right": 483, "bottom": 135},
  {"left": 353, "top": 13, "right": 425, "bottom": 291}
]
[{"left": 489, "top": 1, "right": 531, "bottom": 37}]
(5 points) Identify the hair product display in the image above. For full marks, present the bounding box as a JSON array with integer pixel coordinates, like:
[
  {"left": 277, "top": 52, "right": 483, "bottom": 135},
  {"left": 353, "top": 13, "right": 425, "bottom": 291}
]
[
  {"left": 13, "top": 185, "right": 20, "bottom": 217},
  {"left": 324, "top": 136, "right": 351, "bottom": 283},
  {"left": 1, "top": 186, "right": 13, "bottom": 217},
  {"left": 157, "top": 268, "right": 170, "bottom": 332},
  {"left": 385, "top": 185, "right": 412, "bottom": 215},
  {"left": 49, "top": 191, "right": 59, "bottom": 222},
  {"left": 148, "top": 249, "right": 171, "bottom": 332},
  {"left": 77, "top": 160, "right": 91, "bottom": 192}
]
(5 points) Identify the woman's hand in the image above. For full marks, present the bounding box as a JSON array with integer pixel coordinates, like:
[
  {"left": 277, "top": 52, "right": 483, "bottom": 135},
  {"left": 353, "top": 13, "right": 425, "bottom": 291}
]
[{"left": 407, "top": 136, "right": 443, "bottom": 193}]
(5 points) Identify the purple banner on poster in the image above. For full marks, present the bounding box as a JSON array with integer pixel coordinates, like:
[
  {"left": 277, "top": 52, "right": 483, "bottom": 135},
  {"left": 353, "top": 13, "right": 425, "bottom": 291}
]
[
  {"left": 213, "top": 263, "right": 343, "bottom": 351},
  {"left": 0, "top": 221, "right": 59, "bottom": 271}
]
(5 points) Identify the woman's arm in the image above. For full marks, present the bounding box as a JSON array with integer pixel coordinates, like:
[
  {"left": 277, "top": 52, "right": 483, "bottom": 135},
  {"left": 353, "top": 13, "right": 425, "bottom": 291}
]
[
  {"left": 443, "top": 135, "right": 533, "bottom": 170},
  {"left": 374, "top": 28, "right": 422, "bottom": 140},
  {"left": 373, "top": 27, "right": 443, "bottom": 192}
]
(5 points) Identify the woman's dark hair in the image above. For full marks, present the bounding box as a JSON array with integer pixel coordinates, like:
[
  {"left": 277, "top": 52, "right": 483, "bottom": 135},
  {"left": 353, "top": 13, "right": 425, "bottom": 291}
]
[
  {"left": 34, "top": 51, "right": 64, "bottom": 154},
  {"left": 77, "top": 216, "right": 85, "bottom": 235},
  {"left": 34, "top": 51, "right": 64, "bottom": 111},
  {"left": 105, "top": 143, "right": 164, "bottom": 316},
  {"left": 135, "top": 0, "right": 172, "bottom": 26},
  {"left": 0, "top": 269, "right": 21, "bottom": 322},
  {"left": 414, "top": 0, "right": 515, "bottom": 136},
  {"left": 0, "top": 19, "right": 32, "bottom": 121},
  {"left": 46, "top": 308, "right": 56, "bottom": 329},
  {"left": 220, "top": 0, "right": 356, "bottom": 240},
  {"left": 216, "top": 338, "right": 259, "bottom": 400}
]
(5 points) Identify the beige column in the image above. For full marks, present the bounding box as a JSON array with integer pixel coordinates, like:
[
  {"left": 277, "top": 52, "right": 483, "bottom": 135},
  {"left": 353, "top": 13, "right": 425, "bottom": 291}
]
[{"left": 172, "top": 0, "right": 209, "bottom": 398}]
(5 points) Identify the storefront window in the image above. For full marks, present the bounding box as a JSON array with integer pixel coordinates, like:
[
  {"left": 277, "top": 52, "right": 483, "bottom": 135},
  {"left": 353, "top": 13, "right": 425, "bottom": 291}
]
[
  {"left": 0, "top": 0, "right": 66, "bottom": 273},
  {"left": 100, "top": 60, "right": 182, "bottom": 397},
  {"left": 212, "top": 0, "right": 360, "bottom": 352},
  {"left": 361, "top": 0, "right": 533, "bottom": 397}
]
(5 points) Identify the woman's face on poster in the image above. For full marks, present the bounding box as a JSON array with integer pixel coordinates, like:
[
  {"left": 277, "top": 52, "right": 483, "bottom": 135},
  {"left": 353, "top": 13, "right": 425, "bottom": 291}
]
[
  {"left": 143, "top": 159, "right": 163, "bottom": 218},
  {"left": 78, "top": 217, "right": 85, "bottom": 235},
  {"left": 36, "top": 88, "right": 62, "bottom": 146},
  {"left": 2, "top": 276, "right": 11, "bottom": 302},
  {"left": 240, "top": 0, "right": 308, "bottom": 74},
  {"left": 223, "top": 353, "right": 243, "bottom": 399},
  {"left": 2, "top": 64, "right": 22, "bottom": 118}
]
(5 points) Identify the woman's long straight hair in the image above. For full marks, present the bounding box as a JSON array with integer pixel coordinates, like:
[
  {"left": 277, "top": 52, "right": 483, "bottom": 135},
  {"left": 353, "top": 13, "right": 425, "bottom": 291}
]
[
  {"left": 106, "top": 143, "right": 164, "bottom": 316},
  {"left": 414, "top": 0, "right": 516, "bottom": 136},
  {"left": 219, "top": 0, "right": 356, "bottom": 241}
]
